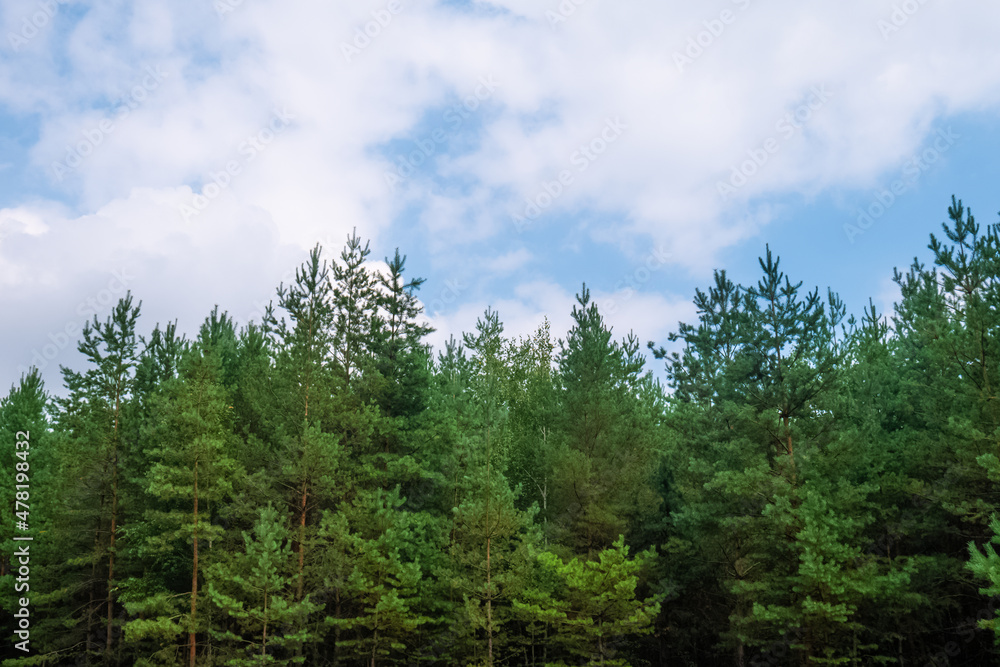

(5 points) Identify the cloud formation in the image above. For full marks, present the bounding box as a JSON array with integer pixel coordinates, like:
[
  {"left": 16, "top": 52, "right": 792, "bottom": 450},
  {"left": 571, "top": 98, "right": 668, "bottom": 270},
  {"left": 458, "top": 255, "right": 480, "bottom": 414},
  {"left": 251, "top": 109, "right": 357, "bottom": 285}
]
[{"left": 2, "top": 0, "right": 1000, "bottom": 390}]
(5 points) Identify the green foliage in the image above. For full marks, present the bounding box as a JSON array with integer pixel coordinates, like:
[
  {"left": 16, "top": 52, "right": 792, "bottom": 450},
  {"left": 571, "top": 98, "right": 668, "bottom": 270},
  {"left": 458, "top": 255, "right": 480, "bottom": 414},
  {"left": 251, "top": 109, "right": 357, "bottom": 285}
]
[
  {"left": 320, "top": 486, "right": 429, "bottom": 665},
  {"left": 47, "top": 293, "right": 142, "bottom": 662},
  {"left": 19, "top": 199, "right": 1000, "bottom": 666},
  {"left": 514, "top": 536, "right": 662, "bottom": 666},
  {"left": 206, "top": 504, "right": 320, "bottom": 664},
  {"left": 122, "top": 339, "right": 245, "bottom": 664},
  {"left": 550, "top": 286, "right": 661, "bottom": 557}
]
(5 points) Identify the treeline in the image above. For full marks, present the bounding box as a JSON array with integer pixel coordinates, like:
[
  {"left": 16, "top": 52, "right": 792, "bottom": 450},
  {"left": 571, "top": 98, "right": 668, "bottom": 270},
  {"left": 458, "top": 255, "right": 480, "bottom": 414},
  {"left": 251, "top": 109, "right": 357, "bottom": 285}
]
[{"left": 3, "top": 198, "right": 1000, "bottom": 666}]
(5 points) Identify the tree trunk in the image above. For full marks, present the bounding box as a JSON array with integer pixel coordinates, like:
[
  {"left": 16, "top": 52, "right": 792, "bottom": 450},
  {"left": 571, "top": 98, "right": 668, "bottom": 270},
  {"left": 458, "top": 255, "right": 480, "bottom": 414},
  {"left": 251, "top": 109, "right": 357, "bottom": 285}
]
[
  {"left": 190, "top": 461, "right": 199, "bottom": 667},
  {"left": 262, "top": 589, "right": 268, "bottom": 659},
  {"left": 106, "top": 391, "right": 122, "bottom": 654},
  {"left": 487, "top": 533, "right": 493, "bottom": 667},
  {"left": 106, "top": 456, "right": 119, "bottom": 654},
  {"left": 297, "top": 479, "right": 307, "bottom": 601}
]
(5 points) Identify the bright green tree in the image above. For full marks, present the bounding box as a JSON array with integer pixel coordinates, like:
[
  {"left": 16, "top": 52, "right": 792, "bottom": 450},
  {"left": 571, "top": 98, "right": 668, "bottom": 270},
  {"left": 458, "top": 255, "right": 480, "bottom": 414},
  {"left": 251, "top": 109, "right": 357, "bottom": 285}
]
[
  {"left": 320, "top": 486, "right": 429, "bottom": 666},
  {"left": 514, "top": 536, "right": 662, "bottom": 666},
  {"left": 206, "top": 504, "right": 320, "bottom": 664}
]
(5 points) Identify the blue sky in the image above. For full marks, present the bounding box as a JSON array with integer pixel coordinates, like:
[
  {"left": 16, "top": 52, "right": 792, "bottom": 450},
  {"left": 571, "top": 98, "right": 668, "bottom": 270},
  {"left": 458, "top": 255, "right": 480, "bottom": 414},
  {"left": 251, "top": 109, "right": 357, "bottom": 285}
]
[{"left": 2, "top": 0, "right": 1000, "bottom": 394}]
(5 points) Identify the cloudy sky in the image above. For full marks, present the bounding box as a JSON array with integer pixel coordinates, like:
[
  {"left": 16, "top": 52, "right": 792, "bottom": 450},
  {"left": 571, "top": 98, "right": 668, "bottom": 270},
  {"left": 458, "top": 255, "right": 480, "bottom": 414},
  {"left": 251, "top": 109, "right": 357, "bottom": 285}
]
[{"left": 2, "top": 0, "right": 1000, "bottom": 394}]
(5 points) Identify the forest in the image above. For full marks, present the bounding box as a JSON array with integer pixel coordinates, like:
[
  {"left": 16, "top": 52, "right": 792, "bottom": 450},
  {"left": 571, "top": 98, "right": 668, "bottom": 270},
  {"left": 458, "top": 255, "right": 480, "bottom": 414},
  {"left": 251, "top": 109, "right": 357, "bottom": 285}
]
[{"left": 5, "top": 195, "right": 1000, "bottom": 666}]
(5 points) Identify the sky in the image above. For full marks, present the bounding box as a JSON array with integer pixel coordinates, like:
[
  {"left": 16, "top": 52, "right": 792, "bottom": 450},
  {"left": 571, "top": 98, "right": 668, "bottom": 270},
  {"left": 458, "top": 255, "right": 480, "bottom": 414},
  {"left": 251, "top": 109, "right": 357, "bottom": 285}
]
[{"left": 2, "top": 0, "right": 1000, "bottom": 395}]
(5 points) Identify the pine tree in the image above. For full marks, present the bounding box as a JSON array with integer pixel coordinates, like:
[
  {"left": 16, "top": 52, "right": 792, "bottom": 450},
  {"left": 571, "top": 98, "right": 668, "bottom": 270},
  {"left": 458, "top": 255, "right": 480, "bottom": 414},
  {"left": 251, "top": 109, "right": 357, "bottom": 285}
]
[
  {"left": 331, "top": 229, "right": 381, "bottom": 388},
  {"left": 514, "top": 536, "right": 662, "bottom": 666},
  {"left": 54, "top": 293, "right": 141, "bottom": 661},
  {"left": 122, "top": 337, "right": 243, "bottom": 666},
  {"left": 320, "top": 486, "right": 429, "bottom": 666},
  {"left": 0, "top": 369, "right": 48, "bottom": 583},
  {"left": 650, "top": 250, "right": 890, "bottom": 663},
  {"left": 447, "top": 453, "right": 540, "bottom": 665},
  {"left": 0, "top": 369, "right": 57, "bottom": 662},
  {"left": 454, "top": 307, "right": 511, "bottom": 666},
  {"left": 373, "top": 248, "right": 434, "bottom": 419},
  {"left": 550, "top": 286, "right": 659, "bottom": 558},
  {"left": 206, "top": 504, "right": 320, "bottom": 664},
  {"left": 741, "top": 245, "right": 842, "bottom": 478},
  {"left": 263, "top": 244, "right": 343, "bottom": 616}
]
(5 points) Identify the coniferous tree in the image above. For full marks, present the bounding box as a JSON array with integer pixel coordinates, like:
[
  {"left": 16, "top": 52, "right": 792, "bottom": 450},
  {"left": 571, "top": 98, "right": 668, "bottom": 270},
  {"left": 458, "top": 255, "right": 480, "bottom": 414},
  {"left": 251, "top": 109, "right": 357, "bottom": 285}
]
[
  {"left": 0, "top": 369, "right": 57, "bottom": 664},
  {"left": 122, "top": 334, "right": 243, "bottom": 667},
  {"left": 55, "top": 293, "right": 141, "bottom": 662},
  {"left": 206, "top": 504, "right": 320, "bottom": 664},
  {"left": 514, "top": 536, "right": 662, "bottom": 665},
  {"left": 331, "top": 229, "right": 381, "bottom": 388},
  {"left": 0, "top": 369, "right": 48, "bottom": 583},
  {"left": 373, "top": 248, "right": 434, "bottom": 420},
  {"left": 263, "top": 245, "right": 343, "bottom": 610},
  {"left": 550, "top": 286, "right": 659, "bottom": 558},
  {"left": 320, "top": 486, "right": 428, "bottom": 666},
  {"left": 18, "top": 198, "right": 1000, "bottom": 665}
]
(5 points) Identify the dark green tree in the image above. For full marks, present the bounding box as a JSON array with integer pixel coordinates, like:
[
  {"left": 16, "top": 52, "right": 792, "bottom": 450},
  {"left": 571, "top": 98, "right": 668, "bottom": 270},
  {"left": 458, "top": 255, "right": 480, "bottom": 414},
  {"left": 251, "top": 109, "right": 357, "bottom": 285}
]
[
  {"left": 122, "top": 339, "right": 243, "bottom": 667},
  {"left": 550, "top": 286, "right": 660, "bottom": 558},
  {"left": 55, "top": 293, "right": 141, "bottom": 661}
]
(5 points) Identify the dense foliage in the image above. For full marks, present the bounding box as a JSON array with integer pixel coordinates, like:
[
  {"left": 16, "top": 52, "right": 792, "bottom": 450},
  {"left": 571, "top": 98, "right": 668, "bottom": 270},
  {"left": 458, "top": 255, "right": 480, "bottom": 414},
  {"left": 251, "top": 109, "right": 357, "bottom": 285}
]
[{"left": 5, "top": 200, "right": 1000, "bottom": 665}]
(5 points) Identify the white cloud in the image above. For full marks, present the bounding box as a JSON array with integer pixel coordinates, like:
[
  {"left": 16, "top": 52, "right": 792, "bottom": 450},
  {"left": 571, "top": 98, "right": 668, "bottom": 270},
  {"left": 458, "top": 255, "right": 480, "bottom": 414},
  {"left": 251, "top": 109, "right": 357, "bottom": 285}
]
[
  {"left": 15, "top": 3, "right": 1000, "bottom": 255},
  {"left": 484, "top": 247, "right": 532, "bottom": 275},
  {"left": 4, "top": 0, "right": 1000, "bottom": 390}
]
